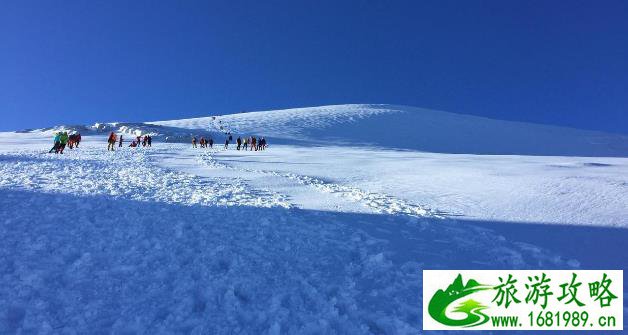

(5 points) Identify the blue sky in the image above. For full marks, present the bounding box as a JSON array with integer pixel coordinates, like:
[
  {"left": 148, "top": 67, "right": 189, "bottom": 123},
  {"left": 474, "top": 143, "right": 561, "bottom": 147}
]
[{"left": 1, "top": 0, "right": 627, "bottom": 133}]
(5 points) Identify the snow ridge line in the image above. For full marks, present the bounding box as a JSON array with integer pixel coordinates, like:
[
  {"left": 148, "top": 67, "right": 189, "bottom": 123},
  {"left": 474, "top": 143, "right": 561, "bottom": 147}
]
[{"left": 196, "top": 151, "right": 438, "bottom": 218}]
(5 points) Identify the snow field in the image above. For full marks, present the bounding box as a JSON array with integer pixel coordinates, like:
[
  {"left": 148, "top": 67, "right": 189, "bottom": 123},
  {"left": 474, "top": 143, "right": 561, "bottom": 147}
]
[{"left": 0, "top": 142, "right": 576, "bottom": 333}]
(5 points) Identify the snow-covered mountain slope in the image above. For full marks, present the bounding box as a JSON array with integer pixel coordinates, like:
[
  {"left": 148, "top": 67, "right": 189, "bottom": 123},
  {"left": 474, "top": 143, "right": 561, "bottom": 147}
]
[
  {"left": 151, "top": 104, "right": 628, "bottom": 156},
  {"left": 4, "top": 139, "right": 626, "bottom": 334},
  {"left": 24, "top": 104, "right": 628, "bottom": 156},
  {"left": 1, "top": 105, "right": 627, "bottom": 333},
  {"left": 5, "top": 104, "right": 628, "bottom": 226}
]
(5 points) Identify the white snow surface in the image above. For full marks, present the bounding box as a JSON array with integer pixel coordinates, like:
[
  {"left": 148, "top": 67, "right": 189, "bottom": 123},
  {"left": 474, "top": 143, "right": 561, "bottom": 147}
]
[
  {"left": 150, "top": 104, "right": 628, "bottom": 156},
  {"left": 1, "top": 104, "right": 627, "bottom": 333}
]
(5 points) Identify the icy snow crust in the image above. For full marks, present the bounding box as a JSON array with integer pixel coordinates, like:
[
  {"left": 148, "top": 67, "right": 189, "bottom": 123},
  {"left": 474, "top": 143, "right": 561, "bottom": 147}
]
[{"left": 1, "top": 104, "right": 627, "bottom": 333}]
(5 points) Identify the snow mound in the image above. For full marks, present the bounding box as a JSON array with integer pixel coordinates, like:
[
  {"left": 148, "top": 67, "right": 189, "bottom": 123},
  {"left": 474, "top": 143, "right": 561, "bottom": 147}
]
[{"left": 151, "top": 104, "right": 628, "bottom": 156}]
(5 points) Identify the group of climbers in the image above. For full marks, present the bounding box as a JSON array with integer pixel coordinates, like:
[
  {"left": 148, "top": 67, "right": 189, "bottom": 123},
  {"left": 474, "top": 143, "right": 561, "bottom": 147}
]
[
  {"left": 49, "top": 131, "right": 67, "bottom": 154},
  {"left": 107, "top": 132, "right": 153, "bottom": 150},
  {"left": 48, "top": 129, "right": 266, "bottom": 154},
  {"left": 236, "top": 136, "right": 266, "bottom": 151},
  {"left": 192, "top": 136, "right": 214, "bottom": 148},
  {"left": 47, "top": 132, "right": 153, "bottom": 152},
  {"left": 191, "top": 134, "right": 267, "bottom": 151},
  {"left": 49, "top": 131, "right": 81, "bottom": 154},
  {"left": 127, "top": 134, "right": 152, "bottom": 148},
  {"left": 209, "top": 117, "right": 268, "bottom": 151}
]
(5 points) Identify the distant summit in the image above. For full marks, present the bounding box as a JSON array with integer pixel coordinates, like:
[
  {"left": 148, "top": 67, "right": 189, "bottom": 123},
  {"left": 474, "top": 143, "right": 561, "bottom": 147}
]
[{"left": 152, "top": 104, "right": 628, "bottom": 156}]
